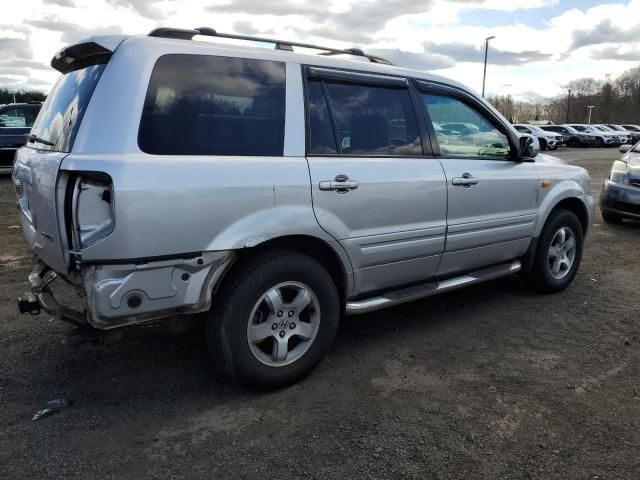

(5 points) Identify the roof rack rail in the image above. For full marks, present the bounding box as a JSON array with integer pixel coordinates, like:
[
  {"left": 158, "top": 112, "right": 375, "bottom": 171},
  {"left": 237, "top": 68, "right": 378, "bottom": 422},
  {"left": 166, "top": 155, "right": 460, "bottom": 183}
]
[{"left": 148, "top": 27, "right": 393, "bottom": 65}]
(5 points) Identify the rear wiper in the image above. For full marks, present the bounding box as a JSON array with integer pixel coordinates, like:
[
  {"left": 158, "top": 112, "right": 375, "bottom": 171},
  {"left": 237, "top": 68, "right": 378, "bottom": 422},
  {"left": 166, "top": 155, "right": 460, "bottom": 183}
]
[{"left": 25, "top": 133, "right": 55, "bottom": 147}]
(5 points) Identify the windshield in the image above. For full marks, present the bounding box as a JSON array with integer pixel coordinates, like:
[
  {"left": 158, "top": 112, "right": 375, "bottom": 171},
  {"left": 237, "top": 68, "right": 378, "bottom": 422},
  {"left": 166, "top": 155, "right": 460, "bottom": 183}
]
[
  {"left": 527, "top": 125, "right": 544, "bottom": 132},
  {"left": 571, "top": 125, "right": 589, "bottom": 132},
  {"left": 29, "top": 64, "right": 105, "bottom": 152}
]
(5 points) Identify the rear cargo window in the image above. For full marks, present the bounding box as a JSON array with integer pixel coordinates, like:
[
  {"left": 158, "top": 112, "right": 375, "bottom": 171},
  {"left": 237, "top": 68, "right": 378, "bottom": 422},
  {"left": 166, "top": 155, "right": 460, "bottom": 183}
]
[
  {"left": 139, "top": 54, "right": 286, "bottom": 156},
  {"left": 29, "top": 64, "right": 106, "bottom": 152}
]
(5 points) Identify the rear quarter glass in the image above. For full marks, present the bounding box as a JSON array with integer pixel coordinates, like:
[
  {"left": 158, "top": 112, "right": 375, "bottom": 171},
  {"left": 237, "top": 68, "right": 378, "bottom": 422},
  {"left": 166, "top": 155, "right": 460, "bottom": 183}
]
[{"left": 138, "top": 54, "right": 286, "bottom": 156}]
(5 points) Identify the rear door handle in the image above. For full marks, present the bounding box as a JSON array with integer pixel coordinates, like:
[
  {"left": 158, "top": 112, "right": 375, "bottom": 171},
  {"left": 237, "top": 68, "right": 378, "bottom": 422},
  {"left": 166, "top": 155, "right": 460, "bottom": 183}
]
[
  {"left": 319, "top": 175, "right": 359, "bottom": 193},
  {"left": 451, "top": 173, "right": 478, "bottom": 187}
]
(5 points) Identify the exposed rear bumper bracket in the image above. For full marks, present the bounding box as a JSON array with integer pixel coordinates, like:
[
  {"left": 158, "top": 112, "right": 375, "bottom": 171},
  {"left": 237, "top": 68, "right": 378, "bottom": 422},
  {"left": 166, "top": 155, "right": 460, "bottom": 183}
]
[{"left": 17, "top": 261, "right": 87, "bottom": 327}]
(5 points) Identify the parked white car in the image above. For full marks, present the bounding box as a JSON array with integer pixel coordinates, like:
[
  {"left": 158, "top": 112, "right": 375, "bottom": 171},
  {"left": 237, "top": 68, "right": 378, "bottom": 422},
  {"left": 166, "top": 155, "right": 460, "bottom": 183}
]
[
  {"left": 513, "top": 124, "right": 563, "bottom": 150},
  {"left": 593, "top": 124, "right": 633, "bottom": 145}
]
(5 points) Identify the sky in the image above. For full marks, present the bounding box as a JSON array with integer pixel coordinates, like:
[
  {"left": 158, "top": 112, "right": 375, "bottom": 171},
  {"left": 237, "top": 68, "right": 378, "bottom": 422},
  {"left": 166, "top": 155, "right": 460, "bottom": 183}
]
[{"left": 1, "top": 0, "right": 639, "bottom": 100}]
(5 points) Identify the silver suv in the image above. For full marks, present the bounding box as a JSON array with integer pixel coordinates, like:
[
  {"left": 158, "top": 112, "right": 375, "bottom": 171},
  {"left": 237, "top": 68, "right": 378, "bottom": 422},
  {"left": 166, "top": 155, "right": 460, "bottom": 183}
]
[{"left": 13, "top": 28, "right": 595, "bottom": 388}]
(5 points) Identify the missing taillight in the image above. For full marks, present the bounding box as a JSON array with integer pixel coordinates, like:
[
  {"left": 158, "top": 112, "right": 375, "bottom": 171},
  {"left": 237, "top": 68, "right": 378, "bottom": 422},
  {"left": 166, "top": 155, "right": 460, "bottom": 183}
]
[{"left": 71, "top": 172, "right": 115, "bottom": 250}]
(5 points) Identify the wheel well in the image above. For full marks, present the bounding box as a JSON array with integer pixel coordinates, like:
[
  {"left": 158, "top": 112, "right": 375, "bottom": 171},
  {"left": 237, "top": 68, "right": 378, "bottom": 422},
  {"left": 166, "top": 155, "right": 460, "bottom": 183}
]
[
  {"left": 225, "top": 235, "right": 348, "bottom": 302},
  {"left": 551, "top": 198, "right": 589, "bottom": 233}
]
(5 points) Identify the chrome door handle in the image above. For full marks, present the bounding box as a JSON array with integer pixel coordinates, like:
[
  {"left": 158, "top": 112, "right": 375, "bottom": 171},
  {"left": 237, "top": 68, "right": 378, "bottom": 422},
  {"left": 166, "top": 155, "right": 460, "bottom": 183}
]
[
  {"left": 319, "top": 175, "right": 359, "bottom": 193},
  {"left": 451, "top": 173, "right": 478, "bottom": 187}
]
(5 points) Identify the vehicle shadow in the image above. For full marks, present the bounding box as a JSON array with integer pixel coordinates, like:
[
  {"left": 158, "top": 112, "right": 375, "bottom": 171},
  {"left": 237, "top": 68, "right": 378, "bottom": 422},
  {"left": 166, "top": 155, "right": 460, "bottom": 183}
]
[{"left": 22, "top": 274, "right": 535, "bottom": 412}]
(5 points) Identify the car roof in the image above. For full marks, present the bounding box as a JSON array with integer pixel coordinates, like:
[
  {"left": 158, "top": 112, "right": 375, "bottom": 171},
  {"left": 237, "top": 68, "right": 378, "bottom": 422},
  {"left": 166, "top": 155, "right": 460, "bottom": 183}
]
[{"left": 89, "top": 33, "right": 476, "bottom": 95}]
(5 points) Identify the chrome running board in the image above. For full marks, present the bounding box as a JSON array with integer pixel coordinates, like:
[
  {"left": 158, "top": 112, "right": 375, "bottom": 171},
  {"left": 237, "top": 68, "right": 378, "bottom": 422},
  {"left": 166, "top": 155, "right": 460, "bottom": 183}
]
[{"left": 345, "top": 260, "right": 522, "bottom": 315}]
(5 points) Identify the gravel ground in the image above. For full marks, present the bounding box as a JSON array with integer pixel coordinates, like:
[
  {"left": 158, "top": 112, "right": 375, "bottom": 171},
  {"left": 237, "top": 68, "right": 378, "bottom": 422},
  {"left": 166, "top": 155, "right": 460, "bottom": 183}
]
[{"left": 1, "top": 147, "right": 639, "bottom": 479}]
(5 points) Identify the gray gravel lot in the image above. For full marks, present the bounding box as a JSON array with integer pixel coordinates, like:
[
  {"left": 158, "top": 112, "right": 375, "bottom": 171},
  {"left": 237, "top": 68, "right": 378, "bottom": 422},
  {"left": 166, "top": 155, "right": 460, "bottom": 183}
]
[{"left": 1, "top": 147, "right": 639, "bottom": 479}]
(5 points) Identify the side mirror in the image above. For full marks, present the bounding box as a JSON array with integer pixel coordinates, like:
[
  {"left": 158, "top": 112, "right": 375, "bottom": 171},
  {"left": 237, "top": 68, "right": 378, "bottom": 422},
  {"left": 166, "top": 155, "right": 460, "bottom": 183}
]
[
  {"left": 619, "top": 144, "right": 632, "bottom": 154},
  {"left": 519, "top": 135, "right": 539, "bottom": 160}
]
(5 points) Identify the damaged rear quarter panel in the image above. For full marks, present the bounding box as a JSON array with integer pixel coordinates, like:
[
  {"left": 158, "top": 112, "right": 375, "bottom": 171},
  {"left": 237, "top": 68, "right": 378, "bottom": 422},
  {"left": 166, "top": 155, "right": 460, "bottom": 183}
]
[{"left": 62, "top": 154, "right": 340, "bottom": 259}]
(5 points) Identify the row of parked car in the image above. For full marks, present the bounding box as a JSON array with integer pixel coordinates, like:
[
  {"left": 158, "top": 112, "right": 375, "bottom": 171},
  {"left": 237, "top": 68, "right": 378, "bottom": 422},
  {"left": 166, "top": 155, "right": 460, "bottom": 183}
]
[
  {"left": 0, "top": 101, "right": 42, "bottom": 172},
  {"left": 513, "top": 123, "right": 640, "bottom": 149}
]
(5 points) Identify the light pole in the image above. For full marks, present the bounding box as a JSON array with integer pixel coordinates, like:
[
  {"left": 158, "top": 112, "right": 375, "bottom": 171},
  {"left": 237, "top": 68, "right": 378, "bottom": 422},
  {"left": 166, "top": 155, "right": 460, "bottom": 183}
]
[
  {"left": 565, "top": 88, "right": 572, "bottom": 123},
  {"left": 587, "top": 105, "right": 595, "bottom": 124},
  {"left": 482, "top": 35, "right": 495, "bottom": 98}
]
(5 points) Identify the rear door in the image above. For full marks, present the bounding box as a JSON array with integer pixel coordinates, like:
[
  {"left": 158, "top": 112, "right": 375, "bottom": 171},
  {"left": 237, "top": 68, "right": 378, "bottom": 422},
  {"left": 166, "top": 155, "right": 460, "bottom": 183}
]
[
  {"left": 304, "top": 67, "right": 447, "bottom": 294},
  {"left": 415, "top": 82, "right": 539, "bottom": 276}
]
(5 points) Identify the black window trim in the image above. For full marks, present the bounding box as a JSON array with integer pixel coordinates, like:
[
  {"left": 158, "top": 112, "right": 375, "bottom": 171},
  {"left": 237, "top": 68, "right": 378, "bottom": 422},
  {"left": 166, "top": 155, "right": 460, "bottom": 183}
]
[
  {"left": 302, "top": 64, "right": 434, "bottom": 158},
  {"left": 306, "top": 66, "right": 408, "bottom": 88},
  {"left": 413, "top": 79, "right": 520, "bottom": 162}
]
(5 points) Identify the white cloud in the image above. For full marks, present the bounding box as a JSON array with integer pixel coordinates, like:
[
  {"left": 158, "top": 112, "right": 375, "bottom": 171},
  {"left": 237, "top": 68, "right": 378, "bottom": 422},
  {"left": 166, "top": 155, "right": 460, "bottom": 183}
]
[{"left": 0, "top": 0, "right": 639, "bottom": 99}]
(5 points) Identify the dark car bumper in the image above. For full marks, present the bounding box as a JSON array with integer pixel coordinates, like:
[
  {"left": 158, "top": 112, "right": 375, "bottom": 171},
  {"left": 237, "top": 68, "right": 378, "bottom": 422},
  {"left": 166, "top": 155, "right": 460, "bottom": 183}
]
[
  {"left": 0, "top": 147, "right": 17, "bottom": 172},
  {"left": 582, "top": 139, "right": 596, "bottom": 146},
  {"left": 600, "top": 180, "right": 640, "bottom": 220}
]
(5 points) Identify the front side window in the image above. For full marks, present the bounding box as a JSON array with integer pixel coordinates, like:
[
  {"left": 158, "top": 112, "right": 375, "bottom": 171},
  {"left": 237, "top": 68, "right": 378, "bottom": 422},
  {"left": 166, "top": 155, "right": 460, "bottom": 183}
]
[
  {"left": 139, "top": 55, "right": 286, "bottom": 156},
  {"left": 316, "top": 81, "right": 421, "bottom": 156},
  {"left": 0, "top": 107, "right": 37, "bottom": 128},
  {"left": 422, "top": 94, "right": 510, "bottom": 158}
]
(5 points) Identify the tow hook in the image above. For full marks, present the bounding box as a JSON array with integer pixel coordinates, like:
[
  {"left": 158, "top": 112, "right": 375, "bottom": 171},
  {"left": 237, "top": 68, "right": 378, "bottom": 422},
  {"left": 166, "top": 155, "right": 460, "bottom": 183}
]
[{"left": 17, "top": 293, "right": 41, "bottom": 315}]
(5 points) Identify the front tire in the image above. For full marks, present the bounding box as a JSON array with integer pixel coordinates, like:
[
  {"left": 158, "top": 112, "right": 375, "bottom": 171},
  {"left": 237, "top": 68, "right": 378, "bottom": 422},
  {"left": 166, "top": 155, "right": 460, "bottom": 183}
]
[
  {"left": 527, "top": 209, "right": 584, "bottom": 293},
  {"left": 206, "top": 251, "right": 340, "bottom": 389},
  {"left": 539, "top": 138, "right": 547, "bottom": 150}
]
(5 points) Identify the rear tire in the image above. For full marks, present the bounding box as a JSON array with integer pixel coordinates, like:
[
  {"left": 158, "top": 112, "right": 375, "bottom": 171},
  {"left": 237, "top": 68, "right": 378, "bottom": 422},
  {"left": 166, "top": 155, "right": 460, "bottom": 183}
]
[
  {"left": 602, "top": 212, "right": 622, "bottom": 224},
  {"left": 206, "top": 251, "right": 340, "bottom": 389},
  {"left": 527, "top": 209, "right": 584, "bottom": 293}
]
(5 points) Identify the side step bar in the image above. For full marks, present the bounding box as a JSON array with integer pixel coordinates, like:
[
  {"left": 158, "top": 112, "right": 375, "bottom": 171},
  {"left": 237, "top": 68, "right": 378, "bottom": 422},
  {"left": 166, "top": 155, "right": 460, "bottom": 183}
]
[{"left": 345, "top": 260, "right": 522, "bottom": 315}]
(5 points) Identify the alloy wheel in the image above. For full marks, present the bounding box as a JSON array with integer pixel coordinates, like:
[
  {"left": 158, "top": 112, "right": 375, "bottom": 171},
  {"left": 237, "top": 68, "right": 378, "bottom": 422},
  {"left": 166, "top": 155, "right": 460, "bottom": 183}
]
[
  {"left": 246, "top": 281, "right": 321, "bottom": 367},
  {"left": 548, "top": 226, "right": 577, "bottom": 280}
]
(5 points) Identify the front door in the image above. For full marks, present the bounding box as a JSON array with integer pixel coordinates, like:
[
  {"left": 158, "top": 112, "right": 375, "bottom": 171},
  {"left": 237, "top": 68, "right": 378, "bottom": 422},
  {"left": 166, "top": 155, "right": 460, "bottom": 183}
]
[
  {"left": 417, "top": 87, "right": 539, "bottom": 276},
  {"left": 304, "top": 69, "right": 447, "bottom": 294}
]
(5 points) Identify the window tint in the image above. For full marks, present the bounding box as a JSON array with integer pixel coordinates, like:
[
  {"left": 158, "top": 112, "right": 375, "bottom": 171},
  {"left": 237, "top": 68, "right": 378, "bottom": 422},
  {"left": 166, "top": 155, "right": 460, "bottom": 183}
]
[
  {"left": 422, "top": 94, "right": 510, "bottom": 158},
  {"left": 0, "top": 107, "right": 37, "bottom": 128},
  {"left": 139, "top": 55, "right": 286, "bottom": 156},
  {"left": 307, "top": 81, "right": 337, "bottom": 154},
  {"left": 321, "top": 82, "right": 422, "bottom": 156},
  {"left": 514, "top": 126, "right": 530, "bottom": 133}
]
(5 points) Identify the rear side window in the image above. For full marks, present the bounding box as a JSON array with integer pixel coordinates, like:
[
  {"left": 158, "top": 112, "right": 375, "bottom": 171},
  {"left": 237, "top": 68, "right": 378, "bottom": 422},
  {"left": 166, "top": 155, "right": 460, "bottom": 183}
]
[
  {"left": 0, "top": 107, "right": 37, "bottom": 128},
  {"left": 306, "top": 81, "right": 337, "bottom": 154},
  {"left": 307, "top": 80, "right": 422, "bottom": 156},
  {"left": 139, "top": 54, "right": 286, "bottom": 156}
]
